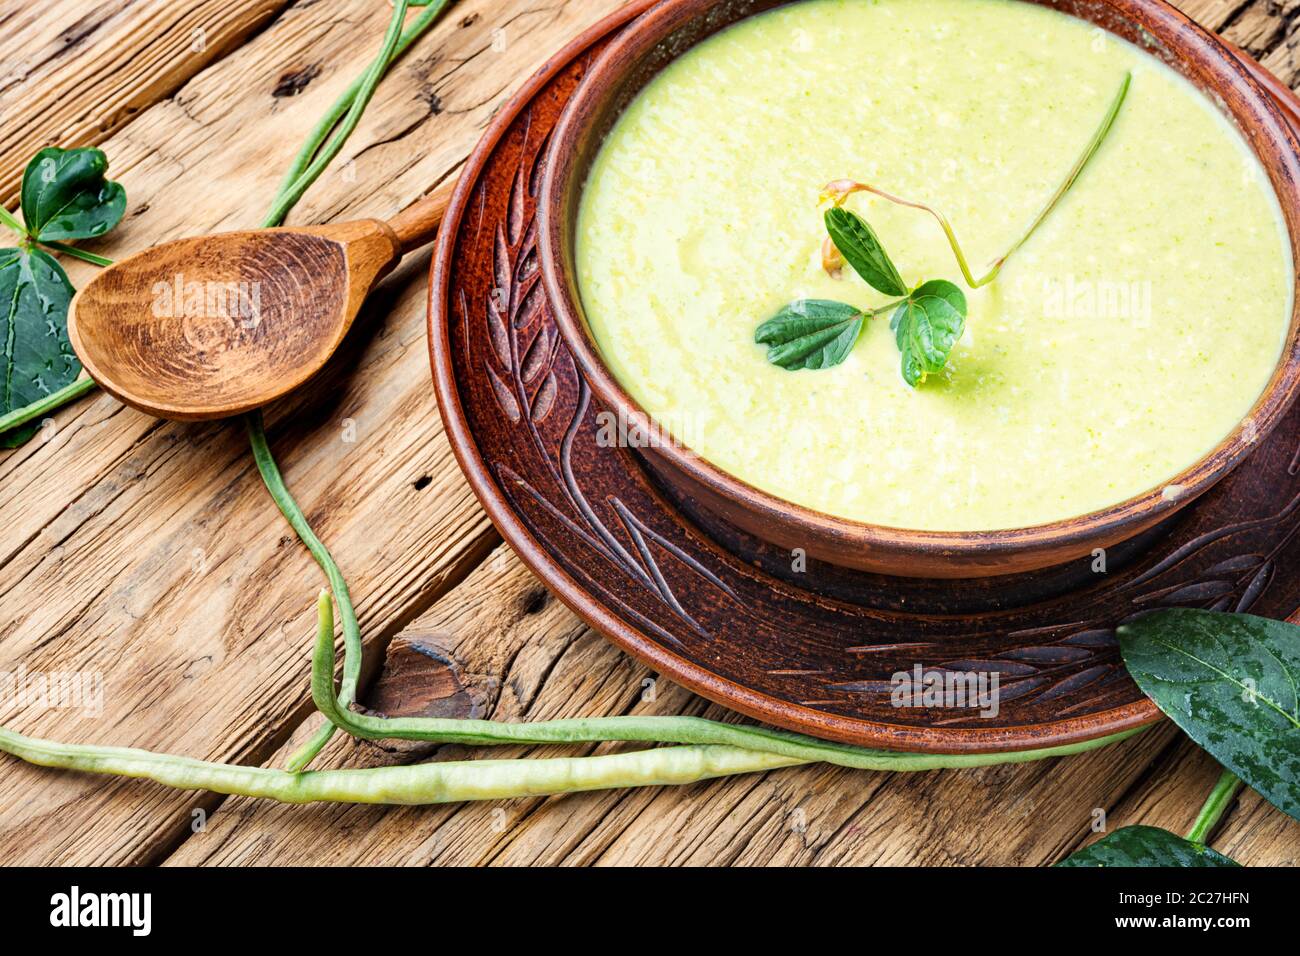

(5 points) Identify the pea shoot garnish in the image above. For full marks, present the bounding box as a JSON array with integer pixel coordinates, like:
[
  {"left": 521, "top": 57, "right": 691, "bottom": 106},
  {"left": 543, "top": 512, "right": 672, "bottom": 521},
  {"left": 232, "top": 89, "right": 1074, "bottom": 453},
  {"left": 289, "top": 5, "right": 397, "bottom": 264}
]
[{"left": 756, "top": 71, "right": 1131, "bottom": 386}]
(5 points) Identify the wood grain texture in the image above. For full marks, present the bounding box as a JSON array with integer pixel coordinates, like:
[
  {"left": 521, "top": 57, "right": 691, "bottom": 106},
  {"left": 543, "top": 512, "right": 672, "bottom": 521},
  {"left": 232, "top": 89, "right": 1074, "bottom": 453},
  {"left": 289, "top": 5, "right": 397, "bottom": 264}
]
[
  {"left": 1175, "top": 0, "right": 1300, "bottom": 84},
  {"left": 1, "top": 0, "right": 1296, "bottom": 867},
  {"left": 67, "top": 178, "right": 454, "bottom": 421},
  {"left": 69, "top": 220, "right": 402, "bottom": 420},
  {"left": 167, "top": 545, "right": 1184, "bottom": 867},
  {"left": 0, "top": 0, "right": 626, "bottom": 865},
  {"left": 1080, "top": 735, "right": 1300, "bottom": 865},
  {"left": 171, "top": 547, "right": 1296, "bottom": 867},
  {"left": 0, "top": 0, "right": 290, "bottom": 205}
]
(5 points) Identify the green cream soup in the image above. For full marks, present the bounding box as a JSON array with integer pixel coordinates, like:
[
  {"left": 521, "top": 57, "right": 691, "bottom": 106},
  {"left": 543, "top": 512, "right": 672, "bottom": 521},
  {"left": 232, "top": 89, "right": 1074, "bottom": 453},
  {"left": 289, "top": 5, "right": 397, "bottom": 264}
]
[{"left": 576, "top": 0, "right": 1292, "bottom": 532}]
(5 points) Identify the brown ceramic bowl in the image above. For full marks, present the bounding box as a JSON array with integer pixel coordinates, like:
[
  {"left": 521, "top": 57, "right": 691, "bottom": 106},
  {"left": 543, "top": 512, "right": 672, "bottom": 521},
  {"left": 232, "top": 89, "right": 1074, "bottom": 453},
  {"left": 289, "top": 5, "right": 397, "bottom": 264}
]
[{"left": 540, "top": 0, "right": 1300, "bottom": 579}]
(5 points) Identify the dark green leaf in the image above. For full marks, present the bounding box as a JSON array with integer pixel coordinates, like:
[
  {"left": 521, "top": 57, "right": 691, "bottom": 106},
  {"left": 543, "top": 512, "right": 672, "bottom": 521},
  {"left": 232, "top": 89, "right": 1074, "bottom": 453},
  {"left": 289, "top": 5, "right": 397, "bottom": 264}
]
[
  {"left": 1119, "top": 609, "right": 1300, "bottom": 823},
  {"left": 755, "top": 299, "right": 865, "bottom": 370},
  {"left": 824, "top": 206, "right": 907, "bottom": 297},
  {"left": 0, "top": 248, "right": 78, "bottom": 447},
  {"left": 1057, "top": 826, "right": 1239, "bottom": 867},
  {"left": 20, "top": 147, "right": 126, "bottom": 242},
  {"left": 890, "top": 279, "right": 966, "bottom": 386}
]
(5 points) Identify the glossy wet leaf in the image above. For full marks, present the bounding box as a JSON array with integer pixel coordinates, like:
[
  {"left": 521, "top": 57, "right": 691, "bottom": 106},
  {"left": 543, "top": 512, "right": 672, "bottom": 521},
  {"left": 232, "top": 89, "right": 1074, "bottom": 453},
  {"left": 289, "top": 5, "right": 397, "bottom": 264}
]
[
  {"left": 824, "top": 206, "right": 907, "bottom": 297},
  {"left": 1119, "top": 609, "right": 1300, "bottom": 822},
  {"left": 20, "top": 147, "right": 126, "bottom": 242},
  {"left": 1057, "top": 826, "right": 1239, "bottom": 867},
  {"left": 0, "top": 248, "right": 78, "bottom": 446},
  {"left": 890, "top": 279, "right": 966, "bottom": 386},
  {"left": 755, "top": 299, "right": 865, "bottom": 370}
]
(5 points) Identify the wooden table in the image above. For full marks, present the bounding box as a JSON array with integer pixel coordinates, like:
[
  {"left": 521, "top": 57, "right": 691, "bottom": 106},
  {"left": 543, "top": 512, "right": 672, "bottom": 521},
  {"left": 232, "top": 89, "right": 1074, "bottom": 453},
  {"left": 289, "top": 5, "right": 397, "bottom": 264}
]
[{"left": 0, "top": 0, "right": 1295, "bottom": 867}]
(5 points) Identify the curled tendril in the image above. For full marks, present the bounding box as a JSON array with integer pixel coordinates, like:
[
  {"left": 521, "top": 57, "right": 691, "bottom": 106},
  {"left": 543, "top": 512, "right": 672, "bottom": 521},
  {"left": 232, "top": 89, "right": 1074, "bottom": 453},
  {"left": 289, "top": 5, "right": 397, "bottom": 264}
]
[{"left": 817, "top": 71, "right": 1131, "bottom": 289}]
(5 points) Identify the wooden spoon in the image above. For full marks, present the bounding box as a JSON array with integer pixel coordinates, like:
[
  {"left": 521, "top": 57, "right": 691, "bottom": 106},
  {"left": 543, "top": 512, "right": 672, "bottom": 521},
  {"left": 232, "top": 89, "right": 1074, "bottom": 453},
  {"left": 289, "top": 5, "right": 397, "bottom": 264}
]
[{"left": 67, "top": 179, "right": 455, "bottom": 420}]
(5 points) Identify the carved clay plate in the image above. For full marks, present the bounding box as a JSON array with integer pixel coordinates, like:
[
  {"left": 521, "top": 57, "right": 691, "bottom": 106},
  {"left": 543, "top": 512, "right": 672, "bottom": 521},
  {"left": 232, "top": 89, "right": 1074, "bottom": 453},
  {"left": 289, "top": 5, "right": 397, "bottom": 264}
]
[{"left": 428, "top": 1, "right": 1300, "bottom": 753}]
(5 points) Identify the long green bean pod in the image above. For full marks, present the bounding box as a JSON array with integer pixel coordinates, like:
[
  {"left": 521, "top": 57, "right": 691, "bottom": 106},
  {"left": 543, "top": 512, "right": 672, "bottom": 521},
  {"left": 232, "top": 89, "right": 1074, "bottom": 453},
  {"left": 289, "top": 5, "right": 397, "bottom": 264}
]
[
  {"left": 0, "top": 590, "right": 1137, "bottom": 808},
  {"left": 0, "top": 0, "right": 1147, "bottom": 810},
  {"left": 261, "top": 0, "right": 417, "bottom": 230},
  {"left": 0, "top": 723, "right": 799, "bottom": 805},
  {"left": 246, "top": 415, "right": 364, "bottom": 772},
  {"left": 249, "top": 0, "right": 456, "bottom": 771},
  {"left": 269, "top": 0, "right": 454, "bottom": 206},
  {"left": 310, "top": 592, "right": 1142, "bottom": 771}
]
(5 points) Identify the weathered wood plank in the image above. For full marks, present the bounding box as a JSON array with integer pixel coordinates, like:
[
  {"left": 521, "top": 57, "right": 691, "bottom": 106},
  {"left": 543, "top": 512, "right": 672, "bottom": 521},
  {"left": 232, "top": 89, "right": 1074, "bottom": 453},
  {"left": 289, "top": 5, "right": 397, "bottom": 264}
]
[
  {"left": 1079, "top": 736, "right": 1299, "bottom": 865},
  {"left": 167, "top": 547, "right": 1179, "bottom": 867},
  {"left": 1257, "top": 12, "right": 1300, "bottom": 87},
  {"left": 1218, "top": 0, "right": 1297, "bottom": 55},
  {"left": 1174, "top": 0, "right": 1300, "bottom": 84},
  {"left": 0, "top": 0, "right": 291, "bottom": 204},
  {"left": 7, "top": 0, "right": 1296, "bottom": 868},
  {"left": 168, "top": 0, "right": 1298, "bottom": 868},
  {"left": 0, "top": 0, "right": 627, "bottom": 865},
  {"left": 1215, "top": 790, "right": 1300, "bottom": 865},
  {"left": 167, "top": 546, "right": 606, "bottom": 866},
  {"left": 1174, "top": 0, "right": 1259, "bottom": 33}
]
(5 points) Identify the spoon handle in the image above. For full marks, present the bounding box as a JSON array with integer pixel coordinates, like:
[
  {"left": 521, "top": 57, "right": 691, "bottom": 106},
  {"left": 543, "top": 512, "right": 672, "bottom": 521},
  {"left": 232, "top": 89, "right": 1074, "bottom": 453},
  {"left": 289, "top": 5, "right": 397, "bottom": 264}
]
[{"left": 387, "top": 176, "right": 458, "bottom": 254}]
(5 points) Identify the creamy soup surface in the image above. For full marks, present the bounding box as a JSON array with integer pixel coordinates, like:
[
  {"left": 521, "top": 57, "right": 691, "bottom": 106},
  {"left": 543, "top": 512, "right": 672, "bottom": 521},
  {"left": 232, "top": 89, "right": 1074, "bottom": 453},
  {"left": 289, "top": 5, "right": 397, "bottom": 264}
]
[{"left": 576, "top": 0, "right": 1292, "bottom": 532}]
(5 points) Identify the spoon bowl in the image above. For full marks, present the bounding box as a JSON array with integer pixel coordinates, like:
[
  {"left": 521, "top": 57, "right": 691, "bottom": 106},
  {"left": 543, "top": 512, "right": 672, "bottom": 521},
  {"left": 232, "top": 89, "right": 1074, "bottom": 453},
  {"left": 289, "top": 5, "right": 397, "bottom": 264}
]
[{"left": 68, "top": 183, "right": 452, "bottom": 420}]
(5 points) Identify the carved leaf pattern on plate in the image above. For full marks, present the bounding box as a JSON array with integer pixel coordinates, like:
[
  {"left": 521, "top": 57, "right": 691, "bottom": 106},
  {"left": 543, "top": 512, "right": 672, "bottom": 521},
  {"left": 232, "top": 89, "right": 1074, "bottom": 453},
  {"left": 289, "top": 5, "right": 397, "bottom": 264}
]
[
  {"left": 441, "top": 23, "right": 1300, "bottom": 740},
  {"left": 472, "top": 99, "right": 733, "bottom": 644},
  {"left": 851, "top": 487, "right": 1300, "bottom": 718}
]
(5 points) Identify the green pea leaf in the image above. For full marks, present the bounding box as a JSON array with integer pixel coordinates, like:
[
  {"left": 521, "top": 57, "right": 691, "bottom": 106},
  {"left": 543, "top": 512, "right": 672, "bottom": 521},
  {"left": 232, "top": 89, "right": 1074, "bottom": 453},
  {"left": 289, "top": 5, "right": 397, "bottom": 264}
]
[
  {"left": 20, "top": 147, "right": 126, "bottom": 243},
  {"left": 1057, "top": 826, "right": 1239, "bottom": 867},
  {"left": 824, "top": 206, "right": 907, "bottom": 297},
  {"left": 890, "top": 279, "right": 966, "bottom": 386},
  {"left": 1118, "top": 609, "right": 1300, "bottom": 823},
  {"left": 0, "top": 248, "right": 79, "bottom": 447},
  {"left": 755, "top": 299, "right": 865, "bottom": 370}
]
